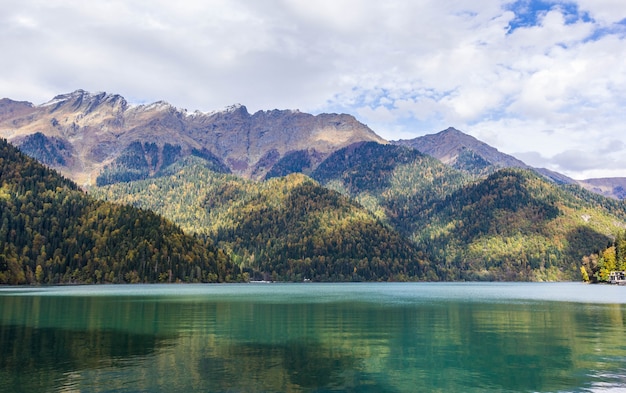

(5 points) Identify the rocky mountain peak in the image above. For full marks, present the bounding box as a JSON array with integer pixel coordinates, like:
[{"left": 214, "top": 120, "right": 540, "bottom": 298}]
[
  {"left": 42, "top": 90, "right": 128, "bottom": 114},
  {"left": 0, "top": 98, "right": 35, "bottom": 119},
  {"left": 0, "top": 90, "right": 386, "bottom": 185},
  {"left": 393, "top": 127, "right": 575, "bottom": 184},
  {"left": 224, "top": 103, "right": 248, "bottom": 114}
]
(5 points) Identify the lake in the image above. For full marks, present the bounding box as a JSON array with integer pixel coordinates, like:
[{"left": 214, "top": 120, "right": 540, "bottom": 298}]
[{"left": 1, "top": 282, "right": 625, "bottom": 392}]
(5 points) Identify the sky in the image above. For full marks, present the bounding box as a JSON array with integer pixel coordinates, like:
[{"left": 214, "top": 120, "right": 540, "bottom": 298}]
[{"left": 2, "top": 0, "right": 626, "bottom": 180}]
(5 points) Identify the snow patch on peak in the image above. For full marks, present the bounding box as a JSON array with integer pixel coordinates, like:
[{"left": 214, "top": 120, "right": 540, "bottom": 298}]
[
  {"left": 202, "top": 103, "right": 249, "bottom": 117},
  {"left": 39, "top": 90, "right": 116, "bottom": 108},
  {"left": 225, "top": 103, "right": 245, "bottom": 111},
  {"left": 135, "top": 100, "right": 174, "bottom": 112}
]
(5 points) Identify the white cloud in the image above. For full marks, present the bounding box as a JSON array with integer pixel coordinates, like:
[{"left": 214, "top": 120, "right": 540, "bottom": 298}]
[
  {"left": 576, "top": 0, "right": 626, "bottom": 24},
  {"left": 1, "top": 0, "right": 625, "bottom": 178}
]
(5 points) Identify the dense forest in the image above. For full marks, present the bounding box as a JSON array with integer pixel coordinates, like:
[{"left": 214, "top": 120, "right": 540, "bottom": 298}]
[
  {"left": 96, "top": 142, "right": 230, "bottom": 186},
  {"left": 417, "top": 169, "right": 618, "bottom": 280},
  {"left": 581, "top": 231, "right": 626, "bottom": 283},
  {"left": 311, "top": 142, "right": 625, "bottom": 281},
  {"left": 91, "top": 143, "right": 625, "bottom": 281},
  {"left": 93, "top": 158, "right": 433, "bottom": 281},
  {"left": 0, "top": 139, "right": 242, "bottom": 284},
  {"left": 7, "top": 133, "right": 626, "bottom": 284}
]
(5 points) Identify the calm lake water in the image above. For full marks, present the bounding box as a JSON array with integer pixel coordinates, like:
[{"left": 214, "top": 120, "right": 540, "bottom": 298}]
[{"left": 1, "top": 282, "right": 625, "bottom": 392}]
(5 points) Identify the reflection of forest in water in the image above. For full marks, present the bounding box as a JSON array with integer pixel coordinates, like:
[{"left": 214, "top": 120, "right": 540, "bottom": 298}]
[{"left": 1, "top": 291, "right": 625, "bottom": 392}]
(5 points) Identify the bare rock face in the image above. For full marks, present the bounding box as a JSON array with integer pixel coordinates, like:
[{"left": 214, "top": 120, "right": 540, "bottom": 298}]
[
  {"left": 394, "top": 127, "right": 529, "bottom": 171},
  {"left": 393, "top": 127, "right": 576, "bottom": 185},
  {"left": 0, "top": 90, "right": 385, "bottom": 185}
]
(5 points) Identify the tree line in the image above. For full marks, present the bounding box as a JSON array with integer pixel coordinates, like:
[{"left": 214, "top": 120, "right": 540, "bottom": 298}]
[{"left": 581, "top": 231, "right": 626, "bottom": 283}]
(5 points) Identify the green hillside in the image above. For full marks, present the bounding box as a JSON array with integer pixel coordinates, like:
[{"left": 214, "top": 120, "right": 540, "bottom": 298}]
[
  {"left": 92, "top": 157, "right": 432, "bottom": 281},
  {"left": 581, "top": 231, "right": 626, "bottom": 283},
  {"left": 419, "top": 169, "right": 621, "bottom": 280},
  {"left": 311, "top": 143, "right": 625, "bottom": 281},
  {"left": 311, "top": 142, "right": 470, "bottom": 233},
  {"left": 89, "top": 142, "right": 626, "bottom": 282},
  {"left": 0, "top": 139, "right": 241, "bottom": 284}
]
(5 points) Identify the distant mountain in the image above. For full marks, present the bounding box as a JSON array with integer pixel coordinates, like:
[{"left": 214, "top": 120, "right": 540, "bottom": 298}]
[
  {"left": 393, "top": 127, "right": 576, "bottom": 185},
  {"left": 394, "top": 127, "right": 626, "bottom": 200},
  {"left": 393, "top": 127, "right": 526, "bottom": 174},
  {"left": 0, "top": 138, "right": 241, "bottom": 284},
  {"left": 578, "top": 178, "right": 626, "bottom": 200},
  {"left": 0, "top": 90, "right": 385, "bottom": 185},
  {"left": 4, "top": 90, "right": 626, "bottom": 283}
]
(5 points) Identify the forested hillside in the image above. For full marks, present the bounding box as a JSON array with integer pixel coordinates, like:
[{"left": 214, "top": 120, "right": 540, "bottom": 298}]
[
  {"left": 311, "top": 142, "right": 470, "bottom": 234},
  {"left": 0, "top": 139, "right": 241, "bottom": 284},
  {"left": 418, "top": 170, "right": 622, "bottom": 280},
  {"left": 87, "top": 140, "right": 626, "bottom": 282},
  {"left": 92, "top": 157, "right": 432, "bottom": 281},
  {"left": 581, "top": 231, "right": 626, "bottom": 283},
  {"left": 311, "top": 143, "right": 625, "bottom": 281},
  {"left": 4, "top": 90, "right": 626, "bottom": 283}
]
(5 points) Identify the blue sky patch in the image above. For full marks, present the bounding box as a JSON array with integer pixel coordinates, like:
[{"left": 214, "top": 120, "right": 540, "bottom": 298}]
[{"left": 505, "top": 0, "right": 592, "bottom": 33}]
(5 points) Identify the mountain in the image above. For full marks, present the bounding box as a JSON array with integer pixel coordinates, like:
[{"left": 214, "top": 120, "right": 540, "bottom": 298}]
[
  {"left": 311, "top": 142, "right": 625, "bottom": 281},
  {"left": 89, "top": 138, "right": 626, "bottom": 282},
  {"left": 578, "top": 178, "right": 626, "bottom": 200},
  {"left": 0, "top": 138, "right": 241, "bottom": 284},
  {"left": 90, "top": 158, "right": 432, "bottom": 282},
  {"left": 0, "top": 90, "right": 385, "bottom": 185},
  {"left": 419, "top": 169, "right": 623, "bottom": 280},
  {"left": 393, "top": 127, "right": 576, "bottom": 185},
  {"left": 3, "top": 90, "right": 626, "bottom": 283},
  {"left": 395, "top": 127, "right": 626, "bottom": 200},
  {"left": 3, "top": 91, "right": 622, "bottom": 198}
]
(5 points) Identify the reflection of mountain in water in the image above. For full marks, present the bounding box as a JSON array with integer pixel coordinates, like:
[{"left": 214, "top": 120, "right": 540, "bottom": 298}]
[
  {"left": 2, "top": 286, "right": 626, "bottom": 392},
  {"left": 0, "top": 294, "right": 177, "bottom": 392}
]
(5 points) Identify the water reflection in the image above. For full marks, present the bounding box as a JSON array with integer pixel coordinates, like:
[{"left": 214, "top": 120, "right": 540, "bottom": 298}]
[
  {"left": 0, "top": 324, "right": 173, "bottom": 393},
  {"left": 195, "top": 339, "right": 359, "bottom": 391},
  {"left": 0, "top": 284, "right": 625, "bottom": 392}
]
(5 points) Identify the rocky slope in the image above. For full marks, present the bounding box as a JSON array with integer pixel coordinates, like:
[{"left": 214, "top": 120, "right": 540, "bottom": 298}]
[
  {"left": 3, "top": 91, "right": 623, "bottom": 200},
  {"left": 393, "top": 127, "right": 576, "bottom": 185},
  {"left": 394, "top": 127, "right": 626, "bottom": 199},
  {"left": 0, "top": 90, "right": 385, "bottom": 185}
]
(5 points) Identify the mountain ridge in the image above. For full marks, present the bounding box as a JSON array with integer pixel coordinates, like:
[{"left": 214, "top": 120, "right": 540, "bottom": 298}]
[
  {"left": 0, "top": 90, "right": 385, "bottom": 185},
  {"left": 3, "top": 90, "right": 626, "bottom": 282},
  {"left": 2, "top": 90, "right": 623, "bottom": 199},
  {"left": 393, "top": 127, "right": 576, "bottom": 184},
  {"left": 393, "top": 127, "right": 626, "bottom": 200},
  {"left": 310, "top": 142, "right": 625, "bottom": 280}
]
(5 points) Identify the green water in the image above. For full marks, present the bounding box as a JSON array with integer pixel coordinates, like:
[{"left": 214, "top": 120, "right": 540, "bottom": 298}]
[{"left": 1, "top": 283, "right": 625, "bottom": 392}]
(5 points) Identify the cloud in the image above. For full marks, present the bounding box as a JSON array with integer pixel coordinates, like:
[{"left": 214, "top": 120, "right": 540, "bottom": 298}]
[
  {"left": 1, "top": 0, "right": 625, "bottom": 178},
  {"left": 552, "top": 149, "right": 606, "bottom": 172}
]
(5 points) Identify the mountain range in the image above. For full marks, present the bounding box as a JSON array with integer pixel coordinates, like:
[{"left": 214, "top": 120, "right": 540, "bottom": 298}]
[
  {"left": 2, "top": 90, "right": 626, "bottom": 283},
  {"left": 395, "top": 127, "right": 626, "bottom": 200},
  {"left": 0, "top": 90, "right": 384, "bottom": 186},
  {"left": 2, "top": 90, "right": 623, "bottom": 199}
]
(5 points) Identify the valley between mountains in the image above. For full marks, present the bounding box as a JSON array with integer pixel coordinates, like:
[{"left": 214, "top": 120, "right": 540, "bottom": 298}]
[{"left": 1, "top": 90, "right": 625, "bottom": 284}]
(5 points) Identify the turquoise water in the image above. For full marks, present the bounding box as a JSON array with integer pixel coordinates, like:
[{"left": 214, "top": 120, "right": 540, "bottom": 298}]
[{"left": 1, "top": 282, "right": 625, "bottom": 392}]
